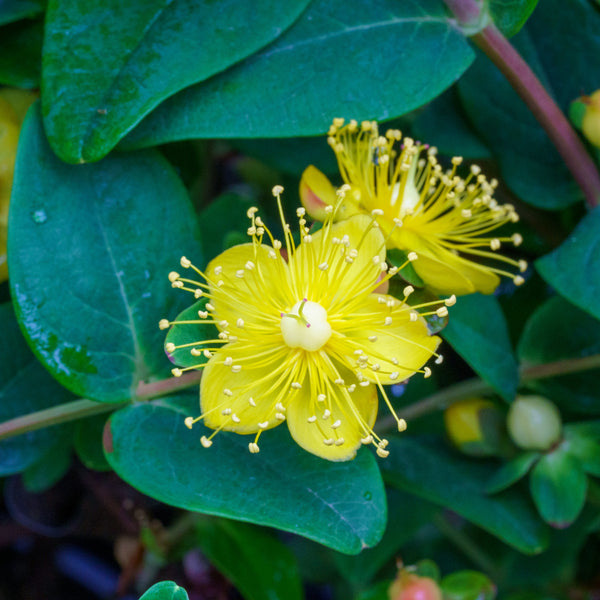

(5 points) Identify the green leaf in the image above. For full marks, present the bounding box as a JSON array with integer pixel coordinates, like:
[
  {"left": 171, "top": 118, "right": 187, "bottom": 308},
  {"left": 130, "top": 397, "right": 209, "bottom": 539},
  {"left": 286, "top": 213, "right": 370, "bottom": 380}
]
[
  {"left": 489, "top": 0, "right": 538, "bottom": 37},
  {"left": 194, "top": 518, "right": 303, "bottom": 600},
  {"left": 22, "top": 429, "right": 73, "bottom": 492},
  {"left": 536, "top": 207, "right": 600, "bottom": 321},
  {"left": 530, "top": 445, "right": 587, "bottom": 528},
  {"left": 230, "top": 136, "right": 339, "bottom": 177},
  {"left": 563, "top": 422, "right": 600, "bottom": 478},
  {"left": 412, "top": 88, "right": 492, "bottom": 160},
  {"left": 139, "top": 581, "right": 189, "bottom": 600},
  {"left": 42, "top": 0, "right": 310, "bottom": 163},
  {"left": 104, "top": 395, "right": 387, "bottom": 554},
  {"left": 197, "top": 193, "right": 255, "bottom": 259},
  {"left": 356, "top": 580, "right": 391, "bottom": 600},
  {"left": 517, "top": 296, "right": 600, "bottom": 415},
  {"left": 0, "top": 0, "right": 45, "bottom": 26},
  {"left": 333, "top": 489, "right": 437, "bottom": 587},
  {"left": 381, "top": 436, "right": 549, "bottom": 554},
  {"left": 74, "top": 414, "right": 112, "bottom": 471},
  {"left": 486, "top": 451, "right": 540, "bottom": 494},
  {"left": 0, "top": 302, "right": 75, "bottom": 476},
  {"left": 0, "top": 19, "right": 42, "bottom": 88},
  {"left": 441, "top": 570, "right": 496, "bottom": 600},
  {"left": 442, "top": 294, "right": 518, "bottom": 402},
  {"left": 121, "top": 0, "right": 474, "bottom": 147},
  {"left": 457, "top": 0, "right": 600, "bottom": 209},
  {"left": 8, "top": 105, "right": 203, "bottom": 402}
]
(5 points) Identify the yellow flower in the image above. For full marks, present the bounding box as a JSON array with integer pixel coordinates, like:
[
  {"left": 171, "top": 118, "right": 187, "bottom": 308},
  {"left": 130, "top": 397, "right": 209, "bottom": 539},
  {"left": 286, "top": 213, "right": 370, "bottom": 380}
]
[
  {"left": 300, "top": 119, "right": 527, "bottom": 296},
  {"left": 0, "top": 88, "right": 37, "bottom": 283},
  {"left": 581, "top": 90, "right": 600, "bottom": 148},
  {"left": 161, "top": 187, "right": 446, "bottom": 461}
]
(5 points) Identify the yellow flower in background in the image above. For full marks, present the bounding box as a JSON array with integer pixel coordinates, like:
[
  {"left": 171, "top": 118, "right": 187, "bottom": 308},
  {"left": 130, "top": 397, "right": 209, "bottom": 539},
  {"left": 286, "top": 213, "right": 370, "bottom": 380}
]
[
  {"left": 581, "top": 90, "right": 600, "bottom": 148},
  {"left": 301, "top": 119, "right": 527, "bottom": 296},
  {"left": 0, "top": 88, "right": 37, "bottom": 283},
  {"left": 161, "top": 187, "right": 447, "bottom": 461}
]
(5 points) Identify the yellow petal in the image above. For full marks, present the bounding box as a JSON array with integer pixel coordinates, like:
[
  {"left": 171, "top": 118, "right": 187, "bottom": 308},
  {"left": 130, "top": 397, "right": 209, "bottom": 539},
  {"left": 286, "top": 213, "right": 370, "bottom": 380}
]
[
  {"left": 394, "top": 229, "right": 499, "bottom": 296},
  {"left": 200, "top": 344, "right": 295, "bottom": 434},
  {"left": 295, "top": 213, "right": 385, "bottom": 306},
  {"left": 300, "top": 166, "right": 337, "bottom": 220},
  {"left": 286, "top": 361, "right": 378, "bottom": 461},
  {"left": 205, "top": 242, "right": 293, "bottom": 327},
  {"left": 334, "top": 294, "right": 441, "bottom": 385}
]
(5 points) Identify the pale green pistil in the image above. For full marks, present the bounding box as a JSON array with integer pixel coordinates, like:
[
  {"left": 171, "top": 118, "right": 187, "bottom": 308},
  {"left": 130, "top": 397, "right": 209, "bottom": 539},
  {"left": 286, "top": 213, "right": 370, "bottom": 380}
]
[{"left": 280, "top": 299, "right": 332, "bottom": 351}]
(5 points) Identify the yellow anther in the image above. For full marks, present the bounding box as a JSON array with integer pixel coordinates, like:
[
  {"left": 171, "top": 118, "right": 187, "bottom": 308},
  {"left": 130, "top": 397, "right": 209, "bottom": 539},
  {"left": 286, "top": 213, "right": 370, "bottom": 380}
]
[
  {"left": 384, "top": 316, "right": 393, "bottom": 326},
  {"left": 165, "top": 342, "right": 176, "bottom": 353},
  {"left": 272, "top": 185, "right": 284, "bottom": 196},
  {"left": 445, "top": 295, "right": 457, "bottom": 306},
  {"left": 258, "top": 421, "right": 269, "bottom": 429},
  {"left": 368, "top": 335, "right": 378, "bottom": 342},
  {"left": 248, "top": 397, "right": 256, "bottom": 407},
  {"left": 403, "top": 285, "right": 414, "bottom": 296},
  {"left": 194, "top": 289, "right": 203, "bottom": 298},
  {"left": 376, "top": 447, "right": 390, "bottom": 458},
  {"left": 317, "top": 394, "right": 326, "bottom": 402},
  {"left": 322, "top": 409, "right": 331, "bottom": 419},
  {"left": 307, "top": 415, "right": 317, "bottom": 423},
  {"left": 361, "top": 435, "right": 373, "bottom": 445},
  {"left": 490, "top": 238, "right": 501, "bottom": 251},
  {"left": 424, "top": 367, "right": 432, "bottom": 378},
  {"left": 390, "top": 372, "right": 399, "bottom": 380},
  {"left": 512, "top": 233, "right": 523, "bottom": 246},
  {"left": 159, "top": 319, "right": 170, "bottom": 330},
  {"left": 331, "top": 419, "right": 342, "bottom": 429},
  {"left": 221, "top": 408, "right": 232, "bottom": 415},
  {"left": 184, "top": 417, "right": 194, "bottom": 429},
  {"left": 514, "top": 275, "right": 525, "bottom": 286},
  {"left": 398, "top": 419, "right": 407, "bottom": 432},
  {"left": 409, "top": 311, "right": 418, "bottom": 322},
  {"left": 276, "top": 402, "right": 286, "bottom": 412},
  {"left": 231, "top": 414, "right": 241, "bottom": 423},
  {"left": 191, "top": 348, "right": 202, "bottom": 356},
  {"left": 236, "top": 318, "right": 244, "bottom": 328},
  {"left": 223, "top": 388, "right": 233, "bottom": 397},
  {"left": 291, "top": 382, "right": 302, "bottom": 390},
  {"left": 231, "top": 365, "right": 242, "bottom": 373},
  {"left": 334, "top": 438, "right": 345, "bottom": 446},
  {"left": 435, "top": 354, "right": 444, "bottom": 364},
  {"left": 276, "top": 412, "right": 286, "bottom": 421},
  {"left": 200, "top": 436, "right": 213, "bottom": 448},
  {"left": 249, "top": 442, "right": 260, "bottom": 454},
  {"left": 519, "top": 260, "right": 528, "bottom": 272},
  {"left": 172, "top": 368, "right": 182, "bottom": 377},
  {"left": 180, "top": 257, "right": 191, "bottom": 268},
  {"left": 168, "top": 271, "right": 180, "bottom": 282},
  {"left": 408, "top": 251, "right": 418, "bottom": 261}
]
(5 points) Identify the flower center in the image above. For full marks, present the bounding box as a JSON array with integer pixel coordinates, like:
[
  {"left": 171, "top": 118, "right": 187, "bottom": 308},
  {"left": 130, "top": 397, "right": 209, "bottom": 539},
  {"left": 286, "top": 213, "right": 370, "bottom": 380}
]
[{"left": 280, "top": 299, "right": 332, "bottom": 351}]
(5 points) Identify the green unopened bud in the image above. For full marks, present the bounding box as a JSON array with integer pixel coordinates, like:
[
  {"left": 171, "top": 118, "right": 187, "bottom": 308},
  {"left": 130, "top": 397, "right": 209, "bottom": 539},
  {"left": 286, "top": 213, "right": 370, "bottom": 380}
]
[
  {"left": 581, "top": 90, "right": 600, "bottom": 148},
  {"left": 507, "top": 395, "right": 562, "bottom": 451},
  {"left": 444, "top": 398, "right": 506, "bottom": 457}
]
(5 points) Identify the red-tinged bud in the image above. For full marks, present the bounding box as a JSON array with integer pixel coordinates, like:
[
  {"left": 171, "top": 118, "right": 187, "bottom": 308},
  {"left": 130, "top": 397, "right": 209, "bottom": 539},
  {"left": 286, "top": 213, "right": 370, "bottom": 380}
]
[
  {"left": 389, "top": 573, "right": 442, "bottom": 600},
  {"left": 299, "top": 165, "right": 337, "bottom": 220}
]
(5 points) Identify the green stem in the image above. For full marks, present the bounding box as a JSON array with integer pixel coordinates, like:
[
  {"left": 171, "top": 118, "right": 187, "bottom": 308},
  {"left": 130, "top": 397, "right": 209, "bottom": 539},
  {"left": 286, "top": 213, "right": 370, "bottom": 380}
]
[
  {"left": 379, "top": 353, "right": 600, "bottom": 431},
  {"left": 444, "top": 0, "right": 600, "bottom": 209},
  {"left": 0, "top": 370, "right": 202, "bottom": 442}
]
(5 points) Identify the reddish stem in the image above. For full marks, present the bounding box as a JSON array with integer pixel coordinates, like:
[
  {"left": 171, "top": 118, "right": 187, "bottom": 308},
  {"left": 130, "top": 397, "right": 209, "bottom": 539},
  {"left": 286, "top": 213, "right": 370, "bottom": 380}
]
[{"left": 444, "top": 0, "right": 600, "bottom": 208}]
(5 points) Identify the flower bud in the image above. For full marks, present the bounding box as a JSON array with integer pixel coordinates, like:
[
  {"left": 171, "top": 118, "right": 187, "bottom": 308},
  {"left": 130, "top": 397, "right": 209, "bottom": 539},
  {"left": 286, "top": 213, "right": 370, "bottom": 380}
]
[
  {"left": 299, "top": 165, "right": 337, "bottom": 221},
  {"left": 581, "top": 90, "right": 600, "bottom": 148},
  {"left": 507, "top": 395, "right": 562, "bottom": 451},
  {"left": 389, "top": 573, "right": 442, "bottom": 600},
  {"left": 444, "top": 398, "right": 506, "bottom": 457}
]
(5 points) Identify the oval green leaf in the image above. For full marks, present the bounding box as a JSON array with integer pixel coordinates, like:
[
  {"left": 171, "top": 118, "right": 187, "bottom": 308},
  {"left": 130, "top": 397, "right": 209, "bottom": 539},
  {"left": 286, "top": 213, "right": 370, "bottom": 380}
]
[
  {"left": 563, "top": 422, "right": 600, "bottom": 478},
  {"left": 441, "top": 570, "right": 496, "bottom": 600},
  {"left": 381, "top": 436, "right": 549, "bottom": 554},
  {"left": 0, "top": 302, "right": 75, "bottom": 476},
  {"left": 442, "top": 293, "right": 518, "bottom": 402},
  {"left": 8, "top": 105, "right": 203, "bottom": 402},
  {"left": 194, "top": 518, "right": 303, "bottom": 600},
  {"left": 139, "top": 581, "right": 189, "bottom": 600},
  {"left": 42, "top": 0, "right": 310, "bottom": 163},
  {"left": 536, "top": 207, "right": 600, "bottom": 322},
  {"left": 121, "top": 0, "right": 474, "bottom": 147},
  {"left": 486, "top": 451, "right": 540, "bottom": 494},
  {"left": 530, "top": 445, "right": 587, "bottom": 528},
  {"left": 517, "top": 296, "right": 600, "bottom": 415},
  {"left": 104, "top": 396, "right": 387, "bottom": 554}
]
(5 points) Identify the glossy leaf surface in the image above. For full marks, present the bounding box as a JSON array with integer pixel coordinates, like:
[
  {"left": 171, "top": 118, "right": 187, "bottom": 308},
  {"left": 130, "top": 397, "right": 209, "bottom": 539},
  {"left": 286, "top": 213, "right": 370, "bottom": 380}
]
[
  {"left": 381, "top": 436, "right": 548, "bottom": 554},
  {"left": 121, "top": 0, "right": 474, "bottom": 147},
  {"left": 42, "top": 0, "right": 310, "bottom": 162},
  {"left": 104, "top": 395, "right": 387, "bottom": 554},
  {"left": 442, "top": 294, "right": 518, "bottom": 402},
  {"left": 8, "top": 105, "right": 202, "bottom": 402}
]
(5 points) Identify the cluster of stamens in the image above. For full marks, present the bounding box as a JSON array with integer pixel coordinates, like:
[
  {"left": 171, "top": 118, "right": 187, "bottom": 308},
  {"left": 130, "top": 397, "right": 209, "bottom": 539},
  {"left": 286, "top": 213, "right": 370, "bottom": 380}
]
[{"left": 327, "top": 118, "right": 527, "bottom": 288}]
